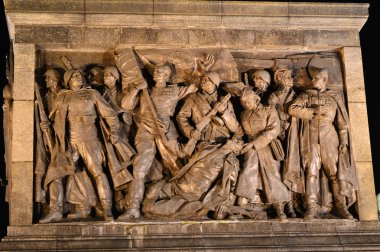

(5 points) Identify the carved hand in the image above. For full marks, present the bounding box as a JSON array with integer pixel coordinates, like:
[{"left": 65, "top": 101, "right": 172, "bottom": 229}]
[
  {"left": 215, "top": 102, "right": 227, "bottom": 114},
  {"left": 241, "top": 142, "right": 255, "bottom": 154},
  {"left": 39, "top": 121, "right": 50, "bottom": 130},
  {"left": 190, "top": 129, "right": 202, "bottom": 140},
  {"left": 135, "top": 80, "right": 148, "bottom": 91}
]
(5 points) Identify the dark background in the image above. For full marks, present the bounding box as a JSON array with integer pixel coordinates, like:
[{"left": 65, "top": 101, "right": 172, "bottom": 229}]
[{"left": 0, "top": 0, "right": 378, "bottom": 238}]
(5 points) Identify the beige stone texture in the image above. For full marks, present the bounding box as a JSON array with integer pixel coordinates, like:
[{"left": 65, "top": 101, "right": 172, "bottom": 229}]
[
  {"left": 356, "top": 162, "right": 378, "bottom": 221},
  {"left": 69, "top": 27, "right": 120, "bottom": 47},
  {"left": 154, "top": 15, "right": 221, "bottom": 28},
  {"left": 347, "top": 103, "right": 372, "bottom": 162},
  {"left": 86, "top": 14, "right": 153, "bottom": 27},
  {"left": 154, "top": 0, "right": 221, "bottom": 15},
  {"left": 6, "top": 13, "right": 84, "bottom": 26},
  {"left": 12, "top": 43, "right": 35, "bottom": 101},
  {"left": 303, "top": 30, "right": 360, "bottom": 47},
  {"left": 4, "top": 0, "right": 85, "bottom": 12},
  {"left": 15, "top": 26, "right": 69, "bottom": 44},
  {"left": 9, "top": 162, "right": 34, "bottom": 225},
  {"left": 255, "top": 29, "right": 303, "bottom": 46},
  {"left": 342, "top": 47, "right": 367, "bottom": 103},
  {"left": 85, "top": 0, "right": 153, "bottom": 13},
  {"left": 188, "top": 29, "right": 221, "bottom": 46},
  {"left": 11, "top": 101, "right": 34, "bottom": 163}
]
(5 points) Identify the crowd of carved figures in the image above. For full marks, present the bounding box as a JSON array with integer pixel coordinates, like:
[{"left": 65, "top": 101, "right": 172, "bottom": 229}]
[{"left": 32, "top": 48, "right": 358, "bottom": 223}]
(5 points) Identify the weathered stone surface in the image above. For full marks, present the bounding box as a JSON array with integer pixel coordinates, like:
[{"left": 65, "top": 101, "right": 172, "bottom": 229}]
[
  {"left": 255, "top": 29, "right": 303, "bottom": 46},
  {"left": 11, "top": 101, "right": 34, "bottom": 163},
  {"left": 154, "top": 15, "right": 221, "bottom": 28},
  {"left": 221, "top": 29, "right": 255, "bottom": 46},
  {"left": 121, "top": 28, "right": 188, "bottom": 45},
  {"left": 9, "top": 162, "right": 33, "bottom": 225},
  {"left": 86, "top": 14, "right": 153, "bottom": 27},
  {"left": 12, "top": 43, "right": 35, "bottom": 101},
  {"left": 347, "top": 103, "right": 372, "bottom": 162},
  {"left": 304, "top": 30, "right": 360, "bottom": 47},
  {"left": 3, "top": 220, "right": 380, "bottom": 250},
  {"left": 222, "top": 16, "right": 288, "bottom": 29},
  {"left": 15, "top": 26, "right": 69, "bottom": 44},
  {"left": 4, "top": 0, "right": 84, "bottom": 12},
  {"left": 188, "top": 29, "right": 221, "bottom": 46},
  {"left": 85, "top": 0, "right": 153, "bottom": 13},
  {"left": 5, "top": 13, "right": 84, "bottom": 26},
  {"left": 289, "top": 16, "right": 368, "bottom": 30},
  {"left": 342, "top": 47, "right": 366, "bottom": 103},
  {"left": 356, "top": 161, "right": 378, "bottom": 221},
  {"left": 289, "top": 2, "right": 369, "bottom": 17},
  {"left": 154, "top": 0, "right": 221, "bottom": 15},
  {"left": 69, "top": 27, "right": 120, "bottom": 47},
  {"left": 222, "top": 1, "right": 287, "bottom": 16}
]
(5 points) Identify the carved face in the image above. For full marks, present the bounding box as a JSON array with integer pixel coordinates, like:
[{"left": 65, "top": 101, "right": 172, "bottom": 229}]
[
  {"left": 312, "top": 73, "right": 327, "bottom": 91},
  {"left": 201, "top": 75, "right": 216, "bottom": 94},
  {"left": 252, "top": 75, "right": 268, "bottom": 93},
  {"left": 69, "top": 71, "right": 84, "bottom": 90},
  {"left": 278, "top": 72, "right": 293, "bottom": 88},
  {"left": 154, "top": 65, "right": 171, "bottom": 88},
  {"left": 45, "top": 75, "right": 59, "bottom": 90},
  {"left": 241, "top": 94, "right": 261, "bottom": 111},
  {"left": 104, "top": 71, "right": 116, "bottom": 89}
]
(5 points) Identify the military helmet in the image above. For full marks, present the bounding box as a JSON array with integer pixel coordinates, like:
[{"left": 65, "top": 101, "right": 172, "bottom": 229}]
[
  {"left": 43, "top": 69, "right": 60, "bottom": 80},
  {"left": 252, "top": 70, "right": 271, "bottom": 84},
  {"left": 103, "top": 66, "right": 120, "bottom": 81},
  {"left": 204, "top": 71, "right": 220, "bottom": 86},
  {"left": 64, "top": 69, "right": 83, "bottom": 86}
]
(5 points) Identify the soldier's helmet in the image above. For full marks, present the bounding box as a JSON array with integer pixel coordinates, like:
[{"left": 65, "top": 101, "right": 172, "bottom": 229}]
[
  {"left": 252, "top": 69, "right": 271, "bottom": 85},
  {"left": 103, "top": 66, "right": 120, "bottom": 82},
  {"left": 64, "top": 69, "right": 83, "bottom": 86},
  {"left": 204, "top": 71, "right": 220, "bottom": 86},
  {"left": 274, "top": 69, "right": 292, "bottom": 84},
  {"left": 43, "top": 69, "right": 60, "bottom": 81}
]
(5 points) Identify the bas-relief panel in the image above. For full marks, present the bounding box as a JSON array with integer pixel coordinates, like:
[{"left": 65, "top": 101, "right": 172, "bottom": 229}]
[{"left": 25, "top": 46, "right": 358, "bottom": 223}]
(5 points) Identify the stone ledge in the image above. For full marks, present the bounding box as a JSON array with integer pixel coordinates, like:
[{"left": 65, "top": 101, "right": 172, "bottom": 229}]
[{"left": 2, "top": 220, "right": 380, "bottom": 251}]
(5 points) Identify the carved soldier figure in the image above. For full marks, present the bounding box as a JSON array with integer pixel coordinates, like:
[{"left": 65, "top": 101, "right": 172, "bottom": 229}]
[
  {"left": 119, "top": 63, "right": 197, "bottom": 219},
  {"left": 250, "top": 70, "right": 271, "bottom": 101},
  {"left": 88, "top": 66, "right": 105, "bottom": 94},
  {"left": 43, "top": 69, "right": 63, "bottom": 112},
  {"left": 143, "top": 138, "right": 243, "bottom": 219},
  {"left": 177, "top": 71, "right": 242, "bottom": 145},
  {"left": 288, "top": 68, "right": 356, "bottom": 220},
  {"left": 41, "top": 69, "right": 119, "bottom": 223},
  {"left": 236, "top": 88, "right": 291, "bottom": 220},
  {"left": 268, "top": 69, "right": 301, "bottom": 217}
]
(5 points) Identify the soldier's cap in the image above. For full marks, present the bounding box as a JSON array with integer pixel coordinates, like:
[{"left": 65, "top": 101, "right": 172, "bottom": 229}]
[
  {"left": 43, "top": 69, "right": 60, "bottom": 80},
  {"left": 64, "top": 69, "right": 83, "bottom": 85},
  {"left": 204, "top": 71, "right": 220, "bottom": 86},
  {"left": 274, "top": 69, "right": 292, "bottom": 84},
  {"left": 308, "top": 67, "right": 328, "bottom": 80},
  {"left": 252, "top": 69, "right": 271, "bottom": 85},
  {"left": 103, "top": 66, "right": 120, "bottom": 81},
  {"left": 240, "top": 87, "right": 260, "bottom": 104}
]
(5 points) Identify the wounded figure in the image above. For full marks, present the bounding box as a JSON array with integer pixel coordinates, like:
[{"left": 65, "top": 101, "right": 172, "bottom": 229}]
[{"left": 142, "top": 138, "right": 244, "bottom": 219}]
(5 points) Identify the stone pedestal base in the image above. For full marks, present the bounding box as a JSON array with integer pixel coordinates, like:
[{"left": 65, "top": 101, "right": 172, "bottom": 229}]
[{"left": 2, "top": 219, "right": 380, "bottom": 251}]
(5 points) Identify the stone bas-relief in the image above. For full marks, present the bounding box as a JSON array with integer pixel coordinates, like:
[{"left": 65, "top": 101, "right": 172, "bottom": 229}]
[{"left": 31, "top": 47, "right": 357, "bottom": 223}]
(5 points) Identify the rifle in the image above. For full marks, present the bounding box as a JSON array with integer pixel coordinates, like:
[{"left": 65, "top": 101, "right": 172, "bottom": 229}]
[
  {"left": 182, "top": 93, "right": 231, "bottom": 156},
  {"left": 34, "top": 82, "right": 53, "bottom": 152}
]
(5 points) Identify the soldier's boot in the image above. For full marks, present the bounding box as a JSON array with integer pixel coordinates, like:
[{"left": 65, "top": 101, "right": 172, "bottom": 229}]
[
  {"left": 304, "top": 202, "right": 318, "bottom": 220},
  {"left": 100, "top": 200, "right": 114, "bottom": 221},
  {"left": 274, "top": 203, "right": 286, "bottom": 221},
  {"left": 286, "top": 201, "right": 297, "bottom": 218},
  {"left": 331, "top": 181, "right": 354, "bottom": 220},
  {"left": 118, "top": 177, "right": 144, "bottom": 220},
  {"left": 39, "top": 179, "right": 64, "bottom": 224},
  {"left": 67, "top": 205, "right": 91, "bottom": 219}
]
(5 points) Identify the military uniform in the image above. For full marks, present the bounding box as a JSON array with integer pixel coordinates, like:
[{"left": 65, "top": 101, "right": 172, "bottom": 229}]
[
  {"left": 236, "top": 104, "right": 291, "bottom": 204},
  {"left": 288, "top": 89, "right": 348, "bottom": 207},
  {"left": 122, "top": 84, "right": 197, "bottom": 211},
  {"left": 177, "top": 92, "right": 242, "bottom": 143}
]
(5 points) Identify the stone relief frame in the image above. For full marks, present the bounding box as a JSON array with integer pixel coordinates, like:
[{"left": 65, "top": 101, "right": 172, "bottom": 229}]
[{"left": 4, "top": 0, "right": 376, "bottom": 228}]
